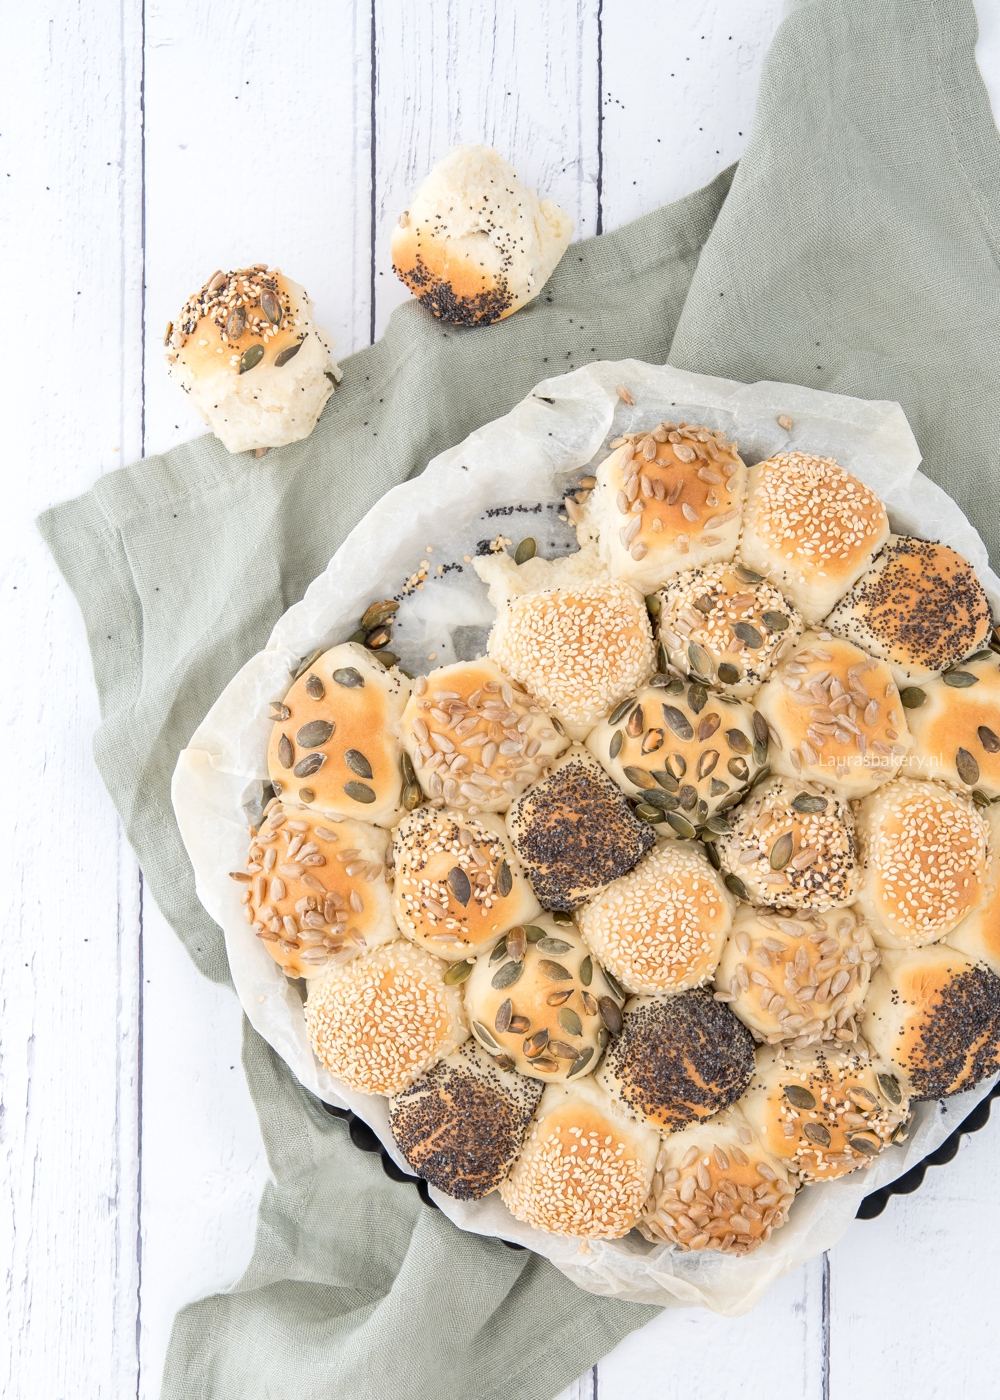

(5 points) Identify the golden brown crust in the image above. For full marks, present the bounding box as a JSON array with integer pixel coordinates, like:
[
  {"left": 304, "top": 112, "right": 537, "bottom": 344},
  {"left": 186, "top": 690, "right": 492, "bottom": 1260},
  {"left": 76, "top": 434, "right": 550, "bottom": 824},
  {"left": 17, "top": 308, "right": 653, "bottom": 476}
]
[
  {"left": 948, "top": 806, "right": 1000, "bottom": 974},
  {"left": 391, "top": 225, "right": 518, "bottom": 324},
  {"left": 165, "top": 266, "right": 315, "bottom": 377},
  {"left": 900, "top": 653, "right": 1000, "bottom": 798}
]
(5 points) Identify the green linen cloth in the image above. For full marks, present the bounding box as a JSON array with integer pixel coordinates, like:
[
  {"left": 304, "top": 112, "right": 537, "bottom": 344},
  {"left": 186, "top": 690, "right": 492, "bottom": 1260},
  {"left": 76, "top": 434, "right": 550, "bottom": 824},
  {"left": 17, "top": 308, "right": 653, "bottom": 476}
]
[{"left": 38, "top": 1, "right": 1000, "bottom": 1396}]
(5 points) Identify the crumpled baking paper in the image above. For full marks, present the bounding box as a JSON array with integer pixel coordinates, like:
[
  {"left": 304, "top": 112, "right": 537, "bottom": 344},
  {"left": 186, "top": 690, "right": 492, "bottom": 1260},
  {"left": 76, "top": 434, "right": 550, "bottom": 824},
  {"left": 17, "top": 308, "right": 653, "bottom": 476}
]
[{"left": 173, "top": 360, "right": 1000, "bottom": 1316}]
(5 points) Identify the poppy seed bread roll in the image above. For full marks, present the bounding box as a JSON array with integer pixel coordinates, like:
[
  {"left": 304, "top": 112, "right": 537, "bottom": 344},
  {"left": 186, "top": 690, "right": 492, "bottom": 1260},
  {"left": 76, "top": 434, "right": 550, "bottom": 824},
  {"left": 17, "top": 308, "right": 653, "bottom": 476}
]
[
  {"left": 267, "top": 642, "right": 411, "bottom": 827},
  {"left": 899, "top": 653, "right": 1000, "bottom": 798},
  {"left": 948, "top": 804, "right": 1000, "bottom": 975},
  {"left": 824, "top": 536, "right": 992, "bottom": 685},
  {"left": 499, "top": 1078, "right": 659, "bottom": 1238},
  {"left": 737, "top": 452, "right": 890, "bottom": 623},
  {"left": 165, "top": 266, "right": 340, "bottom": 453}
]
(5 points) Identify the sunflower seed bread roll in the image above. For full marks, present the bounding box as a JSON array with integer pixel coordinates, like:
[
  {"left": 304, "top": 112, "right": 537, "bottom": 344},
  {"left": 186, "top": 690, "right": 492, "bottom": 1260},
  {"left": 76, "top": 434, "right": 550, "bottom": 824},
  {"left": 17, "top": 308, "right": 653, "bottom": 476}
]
[
  {"left": 399, "top": 660, "right": 568, "bottom": 813},
  {"left": 738, "top": 453, "right": 890, "bottom": 623},
  {"left": 267, "top": 642, "right": 411, "bottom": 827},
  {"left": 948, "top": 804, "right": 1000, "bottom": 975},
  {"left": 165, "top": 265, "right": 340, "bottom": 454},
  {"left": 854, "top": 778, "right": 989, "bottom": 949},
  {"left": 390, "top": 145, "right": 573, "bottom": 325},
  {"left": 391, "top": 806, "right": 539, "bottom": 963},
  {"left": 823, "top": 536, "right": 993, "bottom": 685},
  {"left": 235, "top": 805, "right": 396, "bottom": 979},
  {"left": 499, "top": 1077, "right": 659, "bottom": 1238},
  {"left": 464, "top": 914, "right": 624, "bottom": 1082},
  {"left": 899, "top": 651, "right": 1000, "bottom": 798}
]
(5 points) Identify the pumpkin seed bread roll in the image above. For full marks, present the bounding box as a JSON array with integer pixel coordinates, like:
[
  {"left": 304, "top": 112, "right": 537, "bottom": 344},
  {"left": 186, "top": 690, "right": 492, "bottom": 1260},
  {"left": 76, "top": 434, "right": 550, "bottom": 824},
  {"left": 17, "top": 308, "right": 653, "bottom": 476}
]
[
  {"left": 715, "top": 777, "right": 858, "bottom": 909},
  {"left": 899, "top": 652, "right": 1000, "bottom": 798},
  {"left": 863, "top": 945, "right": 1000, "bottom": 1099},
  {"left": 499, "top": 1078, "right": 659, "bottom": 1238},
  {"left": 387, "top": 1038, "right": 542, "bottom": 1200},
  {"left": 267, "top": 641, "right": 411, "bottom": 827},
  {"left": 390, "top": 145, "right": 573, "bottom": 325},
  {"left": 391, "top": 807, "right": 540, "bottom": 963},
  {"left": 585, "top": 676, "right": 767, "bottom": 838},
  {"left": 854, "top": 779, "right": 989, "bottom": 949},
  {"left": 737, "top": 452, "right": 890, "bottom": 623},
  {"left": 577, "top": 844, "right": 735, "bottom": 996},
  {"left": 304, "top": 941, "right": 469, "bottom": 1095},
  {"left": 164, "top": 265, "right": 340, "bottom": 454},
  {"left": 754, "top": 631, "right": 913, "bottom": 798},
  {"left": 235, "top": 805, "right": 396, "bottom": 979},
  {"left": 713, "top": 905, "right": 876, "bottom": 1048},
  {"left": 738, "top": 1045, "right": 909, "bottom": 1182},
  {"left": 824, "top": 536, "right": 993, "bottom": 686},
  {"left": 399, "top": 660, "right": 568, "bottom": 813},
  {"left": 505, "top": 745, "right": 655, "bottom": 909},
  {"left": 639, "top": 1109, "right": 795, "bottom": 1255},
  {"left": 585, "top": 422, "right": 747, "bottom": 591},
  {"left": 464, "top": 915, "right": 624, "bottom": 1082},
  {"left": 657, "top": 562, "right": 804, "bottom": 699},
  {"left": 595, "top": 989, "right": 756, "bottom": 1133},
  {"left": 948, "top": 805, "right": 1000, "bottom": 975}
]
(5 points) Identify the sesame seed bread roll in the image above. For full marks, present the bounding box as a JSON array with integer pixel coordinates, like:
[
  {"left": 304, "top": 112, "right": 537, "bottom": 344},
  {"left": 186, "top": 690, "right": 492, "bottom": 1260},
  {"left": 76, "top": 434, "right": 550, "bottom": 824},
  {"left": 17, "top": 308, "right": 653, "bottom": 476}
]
[
  {"left": 854, "top": 779, "right": 989, "bottom": 949},
  {"left": 505, "top": 745, "right": 655, "bottom": 909},
  {"left": 236, "top": 805, "right": 396, "bottom": 979},
  {"left": 713, "top": 905, "right": 876, "bottom": 1048},
  {"left": 948, "top": 805, "right": 1000, "bottom": 975},
  {"left": 304, "top": 941, "right": 469, "bottom": 1095},
  {"left": 465, "top": 914, "right": 624, "bottom": 1082},
  {"left": 391, "top": 807, "right": 539, "bottom": 962},
  {"left": 754, "top": 632, "right": 913, "bottom": 798},
  {"left": 585, "top": 677, "right": 767, "bottom": 839},
  {"left": 400, "top": 660, "right": 568, "bottom": 813},
  {"left": 390, "top": 146, "right": 573, "bottom": 325},
  {"left": 899, "top": 652, "right": 1000, "bottom": 798},
  {"left": 164, "top": 266, "right": 340, "bottom": 453},
  {"left": 657, "top": 562, "right": 805, "bottom": 698},
  {"left": 595, "top": 989, "right": 756, "bottom": 1133},
  {"left": 824, "top": 536, "right": 993, "bottom": 685},
  {"left": 863, "top": 945, "right": 1000, "bottom": 1099},
  {"left": 387, "top": 1038, "right": 542, "bottom": 1200},
  {"left": 639, "top": 1110, "right": 795, "bottom": 1255},
  {"left": 481, "top": 573, "right": 656, "bottom": 740},
  {"left": 577, "top": 843, "right": 735, "bottom": 996},
  {"left": 499, "top": 1078, "right": 659, "bottom": 1238},
  {"left": 267, "top": 642, "right": 411, "bottom": 827},
  {"left": 716, "top": 777, "right": 858, "bottom": 910},
  {"left": 738, "top": 453, "right": 890, "bottom": 623},
  {"left": 738, "top": 1045, "right": 909, "bottom": 1183}
]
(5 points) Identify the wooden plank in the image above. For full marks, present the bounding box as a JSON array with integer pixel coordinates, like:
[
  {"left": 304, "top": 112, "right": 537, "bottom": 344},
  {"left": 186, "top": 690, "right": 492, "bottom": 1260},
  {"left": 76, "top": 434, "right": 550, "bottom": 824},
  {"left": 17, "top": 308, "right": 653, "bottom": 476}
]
[{"left": 371, "top": 0, "right": 602, "bottom": 339}]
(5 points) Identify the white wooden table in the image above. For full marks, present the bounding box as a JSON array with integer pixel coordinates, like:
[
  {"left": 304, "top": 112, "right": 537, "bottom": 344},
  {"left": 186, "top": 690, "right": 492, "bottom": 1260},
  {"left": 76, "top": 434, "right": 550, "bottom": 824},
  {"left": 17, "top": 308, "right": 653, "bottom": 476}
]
[{"left": 6, "top": 2, "right": 1000, "bottom": 1396}]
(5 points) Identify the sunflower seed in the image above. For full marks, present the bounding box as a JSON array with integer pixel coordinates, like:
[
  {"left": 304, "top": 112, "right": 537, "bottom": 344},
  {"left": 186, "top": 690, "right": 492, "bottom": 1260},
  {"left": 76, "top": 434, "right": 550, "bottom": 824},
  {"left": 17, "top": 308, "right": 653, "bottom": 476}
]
[
  {"left": 943, "top": 670, "right": 979, "bottom": 688},
  {"left": 599, "top": 997, "right": 624, "bottom": 1034},
  {"left": 609, "top": 730, "right": 624, "bottom": 760},
  {"left": 274, "top": 340, "right": 303, "bottom": 367},
  {"left": 956, "top": 748, "right": 980, "bottom": 785},
  {"left": 492, "top": 960, "right": 524, "bottom": 990},
  {"left": 558, "top": 1008, "right": 584, "bottom": 1037},
  {"left": 333, "top": 667, "right": 364, "bottom": 688},
  {"left": 226, "top": 305, "right": 247, "bottom": 339},
  {"left": 294, "top": 753, "right": 325, "bottom": 778},
  {"left": 296, "top": 720, "right": 334, "bottom": 748},
  {"left": 609, "top": 696, "right": 636, "bottom": 724},
  {"left": 343, "top": 781, "right": 375, "bottom": 803},
  {"left": 783, "top": 1084, "right": 816, "bottom": 1109},
  {"left": 495, "top": 998, "right": 513, "bottom": 1034},
  {"left": 277, "top": 733, "right": 294, "bottom": 768}
]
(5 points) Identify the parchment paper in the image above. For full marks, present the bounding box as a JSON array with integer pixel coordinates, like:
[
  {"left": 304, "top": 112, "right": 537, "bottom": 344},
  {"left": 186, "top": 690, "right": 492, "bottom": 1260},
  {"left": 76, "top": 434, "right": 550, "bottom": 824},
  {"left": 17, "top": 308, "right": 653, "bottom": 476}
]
[{"left": 172, "top": 360, "right": 1000, "bottom": 1316}]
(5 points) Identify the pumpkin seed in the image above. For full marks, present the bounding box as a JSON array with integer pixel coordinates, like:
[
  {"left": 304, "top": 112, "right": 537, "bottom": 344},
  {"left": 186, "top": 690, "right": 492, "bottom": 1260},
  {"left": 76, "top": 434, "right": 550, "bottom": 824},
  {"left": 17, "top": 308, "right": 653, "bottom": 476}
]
[
  {"left": 791, "top": 793, "right": 827, "bottom": 813},
  {"left": 293, "top": 647, "right": 324, "bottom": 680},
  {"left": 298, "top": 787, "right": 315, "bottom": 802},
  {"left": 733, "top": 622, "right": 763, "bottom": 649},
  {"left": 496, "top": 861, "right": 513, "bottom": 897},
  {"left": 979, "top": 726, "right": 1000, "bottom": 753},
  {"left": 602, "top": 973, "right": 627, "bottom": 1007},
  {"left": 609, "top": 696, "right": 636, "bottom": 724},
  {"left": 277, "top": 733, "right": 294, "bottom": 769},
  {"left": 226, "top": 305, "right": 246, "bottom": 339},
  {"left": 490, "top": 936, "right": 509, "bottom": 963},
  {"left": 492, "top": 960, "right": 524, "bottom": 990},
  {"left": 726, "top": 729, "right": 752, "bottom": 754},
  {"left": 296, "top": 720, "right": 334, "bottom": 748},
  {"left": 582, "top": 990, "right": 598, "bottom": 1016},
  {"left": 725, "top": 874, "right": 749, "bottom": 901},
  {"left": 366, "top": 625, "right": 392, "bottom": 650},
  {"left": 846, "top": 1131, "right": 882, "bottom": 1158},
  {"left": 333, "top": 667, "right": 364, "bottom": 688},
  {"left": 657, "top": 642, "right": 669, "bottom": 674},
  {"left": 688, "top": 642, "right": 713, "bottom": 677},
  {"left": 274, "top": 340, "right": 303, "bottom": 367},
  {"left": 558, "top": 1008, "right": 583, "bottom": 1037},
  {"left": 343, "top": 780, "right": 375, "bottom": 803},
  {"left": 524, "top": 925, "right": 547, "bottom": 942},
  {"left": 717, "top": 663, "right": 742, "bottom": 685},
  {"left": 538, "top": 959, "right": 572, "bottom": 981},
  {"left": 769, "top": 832, "right": 794, "bottom": 870},
  {"left": 623, "top": 764, "right": 656, "bottom": 790},
  {"left": 304, "top": 673, "right": 325, "bottom": 701},
  {"left": 653, "top": 768, "right": 680, "bottom": 792},
  {"left": 748, "top": 764, "right": 771, "bottom": 792},
  {"left": 666, "top": 811, "right": 697, "bottom": 839},
  {"left": 704, "top": 812, "right": 733, "bottom": 835},
  {"left": 693, "top": 594, "right": 714, "bottom": 614},
  {"left": 164, "top": 320, "right": 173, "bottom": 346},
  {"left": 709, "top": 778, "right": 730, "bottom": 797},
  {"left": 734, "top": 564, "right": 765, "bottom": 584},
  {"left": 508, "top": 1016, "right": 531, "bottom": 1033},
  {"left": 514, "top": 537, "right": 536, "bottom": 564},
  {"left": 762, "top": 611, "right": 789, "bottom": 631},
  {"left": 402, "top": 781, "right": 422, "bottom": 810},
  {"left": 239, "top": 343, "right": 264, "bottom": 374},
  {"left": 566, "top": 1047, "right": 594, "bottom": 1077},
  {"left": 877, "top": 1072, "right": 902, "bottom": 1105},
  {"left": 494, "top": 1053, "right": 516, "bottom": 1071},
  {"left": 344, "top": 748, "right": 373, "bottom": 779},
  {"left": 495, "top": 998, "right": 513, "bottom": 1034},
  {"left": 688, "top": 683, "right": 708, "bottom": 714},
  {"left": 703, "top": 841, "right": 721, "bottom": 871},
  {"left": 580, "top": 955, "right": 593, "bottom": 986},
  {"left": 696, "top": 713, "right": 720, "bottom": 742},
  {"left": 546, "top": 989, "right": 572, "bottom": 1007},
  {"left": 538, "top": 937, "right": 573, "bottom": 955},
  {"left": 346, "top": 630, "right": 368, "bottom": 645},
  {"left": 627, "top": 705, "right": 645, "bottom": 738},
  {"left": 899, "top": 686, "right": 926, "bottom": 708},
  {"left": 697, "top": 749, "right": 720, "bottom": 779},
  {"left": 943, "top": 670, "right": 979, "bottom": 688},
  {"left": 783, "top": 1084, "right": 816, "bottom": 1110},
  {"left": 506, "top": 926, "right": 527, "bottom": 960},
  {"left": 662, "top": 705, "right": 694, "bottom": 739},
  {"left": 443, "top": 960, "right": 473, "bottom": 985},
  {"left": 641, "top": 790, "right": 680, "bottom": 811},
  {"left": 598, "top": 997, "right": 623, "bottom": 1034},
  {"left": 448, "top": 866, "right": 472, "bottom": 905},
  {"left": 644, "top": 593, "right": 662, "bottom": 620},
  {"left": 728, "top": 757, "right": 749, "bottom": 782},
  {"left": 374, "top": 651, "right": 399, "bottom": 669},
  {"left": 268, "top": 701, "right": 291, "bottom": 721},
  {"left": 401, "top": 750, "right": 415, "bottom": 785},
  {"left": 678, "top": 784, "right": 698, "bottom": 810},
  {"left": 636, "top": 804, "right": 666, "bottom": 823},
  {"left": 597, "top": 1028, "right": 610, "bottom": 1049},
  {"left": 609, "top": 730, "right": 624, "bottom": 760},
  {"left": 524, "top": 1029, "right": 550, "bottom": 1058},
  {"left": 802, "top": 1121, "right": 832, "bottom": 1147},
  {"left": 549, "top": 1040, "right": 580, "bottom": 1061},
  {"left": 665, "top": 753, "right": 687, "bottom": 780},
  {"left": 294, "top": 753, "right": 324, "bottom": 778},
  {"left": 973, "top": 789, "right": 991, "bottom": 808},
  {"left": 473, "top": 1021, "right": 501, "bottom": 1050},
  {"left": 753, "top": 739, "right": 769, "bottom": 767},
  {"left": 956, "top": 748, "right": 980, "bottom": 785},
  {"left": 260, "top": 289, "right": 281, "bottom": 325}
]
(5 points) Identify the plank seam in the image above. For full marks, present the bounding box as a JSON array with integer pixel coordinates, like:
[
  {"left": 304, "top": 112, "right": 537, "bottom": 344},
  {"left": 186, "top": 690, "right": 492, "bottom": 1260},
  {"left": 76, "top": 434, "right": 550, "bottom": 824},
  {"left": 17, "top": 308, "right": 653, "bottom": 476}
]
[
  {"left": 821, "top": 1250, "right": 830, "bottom": 1400},
  {"left": 369, "top": 0, "right": 377, "bottom": 346},
  {"left": 595, "top": 0, "right": 604, "bottom": 235}
]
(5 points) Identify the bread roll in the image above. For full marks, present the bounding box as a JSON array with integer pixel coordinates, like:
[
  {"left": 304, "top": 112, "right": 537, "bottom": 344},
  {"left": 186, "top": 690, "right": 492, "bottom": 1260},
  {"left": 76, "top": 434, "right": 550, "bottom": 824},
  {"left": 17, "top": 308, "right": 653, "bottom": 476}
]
[
  {"left": 657, "top": 562, "right": 804, "bottom": 698},
  {"left": 399, "top": 660, "right": 568, "bottom": 813},
  {"left": 738, "top": 1044, "right": 909, "bottom": 1182},
  {"left": 165, "top": 265, "right": 339, "bottom": 453},
  {"left": 464, "top": 913, "right": 624, "bottom": 1082},
  {"left": 639, "top": 1109, "right": 795, "bottom": 1255},
  {"left": 235, "top": 804, "right": 396, "bottom": 978},
  {"left": 304, "top": 940, "right": 469, "bottom": 1095},
  {"left": 715, "top": 777, "right": 857, "bottom": 909},
  {"left": 899, "top": 652, "right": 1000, "bottom": 798},
  {"left": 390, "top": 146, "right": 573, "bottom": 324},
  {"left": 738, "top": 453, "right": 890, "bottom": 622},
  {"left": 391, "top": 807, "right": 539, "bottom": 962},
  {"left": 754, "top": 631, "right": 913, "bottom": 798},
  {"left": 863, "top": 945, "right": 1000, "bottom": 1099},
  {"left": 499, "top": 1078, "right": 659, "bottom": 1238},
  {"left": 824, "top": 536, "right": 992, "bottom": 685},
  {"left": 267, "top": 642, "right": 411, "bottom": 827},
  {"left": 948, "top": 805, "right": 1000, "bottom": 975},
  {"left": 713, "top": 905, "right": 875, "bottom": 1047},
  {"left": 387, "top": 1038, "right": 542, "bottom": 1200},
  {"left": 595, "top": 989, "right": 756, "bottom": 1132},
  {"left": 854, "top": 778, "right": 989, "bottom": 948},
  {"left": 585, "top": 677, "right": 767, "bottom": 838},
  {"left": 583, "top": 423, "right": 747, "bottom": 589},
  {"left": 505, "top": 745, "right": 655, "bottom": 909},
  {"left": 577, "top": 843, "right": 734, "bottom": 995}
]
